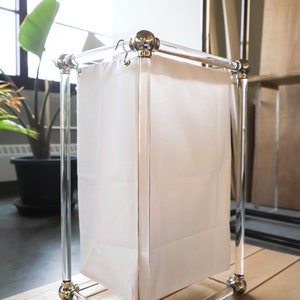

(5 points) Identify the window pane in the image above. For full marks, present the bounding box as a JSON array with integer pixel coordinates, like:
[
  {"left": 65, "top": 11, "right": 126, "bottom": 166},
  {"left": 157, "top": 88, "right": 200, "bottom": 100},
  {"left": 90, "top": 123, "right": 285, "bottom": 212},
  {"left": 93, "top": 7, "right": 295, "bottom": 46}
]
[
  {"left": 55, "top": 0, "right": 113, "bottom": 36},
  {"left": 27, "top": 0, "right": 112, "bottom": 36},
  {"left": 0, "top": 9, "right": 18, "bottom": 75},
  {"left": 28, "top": 24, "right": 89, "bottom": 81},
  {"left": 27, "top": 0, "right": 113, "bottom": 81},
  {"left": 0, "top": 1, "right": 16, "bottom": 10},
  {"left": 28, "top": 24, "right": 111, "bottom": 81}
]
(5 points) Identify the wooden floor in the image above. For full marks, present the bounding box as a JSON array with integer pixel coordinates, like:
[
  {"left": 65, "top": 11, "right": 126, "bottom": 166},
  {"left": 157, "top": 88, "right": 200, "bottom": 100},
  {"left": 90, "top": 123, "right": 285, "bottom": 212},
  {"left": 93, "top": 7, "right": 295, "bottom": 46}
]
[{"left": 4, "top": 242, "right": 300, "bottom": 300}]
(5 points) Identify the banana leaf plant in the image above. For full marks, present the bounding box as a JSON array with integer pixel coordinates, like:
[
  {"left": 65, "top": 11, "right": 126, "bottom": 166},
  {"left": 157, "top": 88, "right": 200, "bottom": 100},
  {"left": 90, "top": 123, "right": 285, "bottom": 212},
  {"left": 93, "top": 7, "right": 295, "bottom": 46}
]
[{"left": 2, "top": 0, "right": 60, "bottom": 159}]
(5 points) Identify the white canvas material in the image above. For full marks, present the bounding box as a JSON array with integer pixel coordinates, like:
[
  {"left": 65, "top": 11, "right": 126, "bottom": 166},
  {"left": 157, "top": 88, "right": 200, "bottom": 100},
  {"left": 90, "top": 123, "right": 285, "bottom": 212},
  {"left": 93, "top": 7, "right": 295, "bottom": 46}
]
[{"left": 77, "top": 54, "right": 232, "bottom": 300}]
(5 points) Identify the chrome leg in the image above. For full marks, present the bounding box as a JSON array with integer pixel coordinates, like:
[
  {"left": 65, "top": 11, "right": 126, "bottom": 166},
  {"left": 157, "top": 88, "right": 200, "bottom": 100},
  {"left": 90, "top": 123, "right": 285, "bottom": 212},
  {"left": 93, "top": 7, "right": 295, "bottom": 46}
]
[{"left": 57, "top": 54, "right": 87, "bottom": 300}]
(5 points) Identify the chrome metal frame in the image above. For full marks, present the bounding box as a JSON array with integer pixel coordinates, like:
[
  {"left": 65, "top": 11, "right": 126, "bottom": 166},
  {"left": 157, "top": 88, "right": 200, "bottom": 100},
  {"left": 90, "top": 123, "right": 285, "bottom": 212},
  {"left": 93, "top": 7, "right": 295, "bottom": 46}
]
[
  {"left": 57, "top": 30, "right": 249, "bottom": 299},
  {"left": 240, "top": 0, "right": 250, "bottom": 60},
  {"left": 200, "top": 0, "right": 210, "bottom": 52}
]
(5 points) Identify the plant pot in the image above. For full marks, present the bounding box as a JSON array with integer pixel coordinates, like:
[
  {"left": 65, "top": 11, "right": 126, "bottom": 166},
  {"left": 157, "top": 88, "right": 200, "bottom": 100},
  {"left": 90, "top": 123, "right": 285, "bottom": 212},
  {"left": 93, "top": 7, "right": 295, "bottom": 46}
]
[{"left": 10, "top": 155, "right": 77, "bottom": 216}]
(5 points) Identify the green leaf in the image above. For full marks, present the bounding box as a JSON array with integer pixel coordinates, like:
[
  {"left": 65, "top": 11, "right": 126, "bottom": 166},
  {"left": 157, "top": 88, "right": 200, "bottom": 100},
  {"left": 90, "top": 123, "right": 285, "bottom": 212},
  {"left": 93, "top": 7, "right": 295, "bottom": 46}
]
[
  {"left": 0, "top": 114, "right": 17, "bottom": 120},
  {"left": 18, "top": 0, "right": 60, "bottom": 58},
  {"left": 0, "top": 119, "right": 38, "bottom": 138}
]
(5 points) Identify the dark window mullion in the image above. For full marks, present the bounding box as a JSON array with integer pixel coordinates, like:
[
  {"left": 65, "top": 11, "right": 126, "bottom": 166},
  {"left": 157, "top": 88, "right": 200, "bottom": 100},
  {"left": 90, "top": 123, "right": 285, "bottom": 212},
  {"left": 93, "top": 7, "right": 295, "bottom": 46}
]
[
  {"left": 14, "top": 0, "right": 21, "bottom": 75},
  {"left": 11, "top": 0, "right": 36, "bottom": 90},
  {"left": 18, "top": 0, "right": 28, "bottom": 81}
]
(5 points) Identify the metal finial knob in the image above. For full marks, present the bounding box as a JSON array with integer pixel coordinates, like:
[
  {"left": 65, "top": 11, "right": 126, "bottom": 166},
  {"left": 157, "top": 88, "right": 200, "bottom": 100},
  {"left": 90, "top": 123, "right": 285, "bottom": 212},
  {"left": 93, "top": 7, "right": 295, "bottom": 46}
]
[
  {"left": 129, "top": 30, "right": 160, "bottom": 57},
  {"left": 56, "top": 54, "right": 77, "bottom": 74},
  {"left": 238, "top": 59, "right": 250, "bottom": 79},
  {"left": 58, "top": 281, "right": 80, "bottom": 299}
]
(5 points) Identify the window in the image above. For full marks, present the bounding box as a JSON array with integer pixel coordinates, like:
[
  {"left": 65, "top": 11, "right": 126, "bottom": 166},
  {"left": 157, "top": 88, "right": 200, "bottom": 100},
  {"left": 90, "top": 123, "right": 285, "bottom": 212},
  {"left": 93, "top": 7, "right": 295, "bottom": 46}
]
[
  {"left": 0, "top": 1, "right": 20, "bottom": 75},
  {"left": 0, "top": 0, "right": 113, "bottom": 86}
]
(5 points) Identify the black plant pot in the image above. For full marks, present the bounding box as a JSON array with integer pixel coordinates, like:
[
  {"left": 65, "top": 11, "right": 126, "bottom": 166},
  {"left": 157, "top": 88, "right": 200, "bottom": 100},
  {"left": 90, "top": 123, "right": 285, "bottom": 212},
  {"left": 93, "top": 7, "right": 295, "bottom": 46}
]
[{"left": 10, "top": 156, "right": 77, "bottom": 217}]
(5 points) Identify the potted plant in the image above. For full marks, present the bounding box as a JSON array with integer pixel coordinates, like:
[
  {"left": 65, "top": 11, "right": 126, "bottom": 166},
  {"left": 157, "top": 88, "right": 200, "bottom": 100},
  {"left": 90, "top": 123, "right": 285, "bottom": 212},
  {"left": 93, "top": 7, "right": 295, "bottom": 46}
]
[{"left": 2, "top": 0, "right": 77, "bottom": 216}]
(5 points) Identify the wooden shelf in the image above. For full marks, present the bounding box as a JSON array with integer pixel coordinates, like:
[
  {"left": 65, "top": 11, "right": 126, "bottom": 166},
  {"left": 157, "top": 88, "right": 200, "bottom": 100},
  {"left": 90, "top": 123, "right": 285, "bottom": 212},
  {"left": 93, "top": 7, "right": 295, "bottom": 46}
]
[{"left": 249, "top": 72, "right": 300, "bottom": 87}]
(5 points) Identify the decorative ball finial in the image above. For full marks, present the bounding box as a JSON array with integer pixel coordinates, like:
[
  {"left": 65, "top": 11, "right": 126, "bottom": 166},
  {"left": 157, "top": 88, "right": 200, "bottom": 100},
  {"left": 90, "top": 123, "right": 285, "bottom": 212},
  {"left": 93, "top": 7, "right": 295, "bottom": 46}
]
[
  {"left": 129, "top": 30, "right": 160, "bottom": 57},
  {"left": 56, "top": 54, "right": 77, "bottom": 74},
  {"left": 238, "top": 59, "right": 250, "bottom": 79}
]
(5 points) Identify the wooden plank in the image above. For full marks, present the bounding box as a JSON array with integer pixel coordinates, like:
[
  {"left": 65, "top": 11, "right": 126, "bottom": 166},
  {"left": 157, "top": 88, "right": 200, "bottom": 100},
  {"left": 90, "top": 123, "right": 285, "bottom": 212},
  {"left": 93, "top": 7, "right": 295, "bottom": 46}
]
[
  {"left": 167, "top": 248, "right": 300, "bottom": 300},
  {"left": 240, "top": 260, "right": 300, "bottom": 300},
  {"left": 3, "top": 274, "right": 106, "bottom": 300},
  {"left": 260, "top": 0, "right": 300, "bottom": 75},
  {"left": 223, "top": 249, "right": 299, "bottom": 296},
  {"left": 87, "top": 289, "right": 121, "bottom": 300},
  {"left": 3, "top": 280, "right": 64, "bottom": 300},
  {"left": 163, "top": 280, "right": 227, "bottom": 300},
  {"left": 249, "top": 72, "right": 300, "bottom": 86}
]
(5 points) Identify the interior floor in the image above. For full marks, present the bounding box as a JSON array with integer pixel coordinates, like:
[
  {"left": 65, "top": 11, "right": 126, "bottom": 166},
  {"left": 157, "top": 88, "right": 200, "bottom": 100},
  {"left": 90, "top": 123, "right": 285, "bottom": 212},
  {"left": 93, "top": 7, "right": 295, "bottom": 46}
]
[
  {"left": 1, "top": 187, "right": 300, "bottom": 299},
  {"left": 0, "top": 192, "right": 80, "bottom": 299}
]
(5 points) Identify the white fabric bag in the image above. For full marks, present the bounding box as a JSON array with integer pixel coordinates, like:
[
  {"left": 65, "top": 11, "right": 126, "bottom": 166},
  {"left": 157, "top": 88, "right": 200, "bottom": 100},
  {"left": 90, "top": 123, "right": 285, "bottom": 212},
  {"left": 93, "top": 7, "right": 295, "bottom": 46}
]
[{"left": 77, "top": 55, "right": 232, "bottom": 300}]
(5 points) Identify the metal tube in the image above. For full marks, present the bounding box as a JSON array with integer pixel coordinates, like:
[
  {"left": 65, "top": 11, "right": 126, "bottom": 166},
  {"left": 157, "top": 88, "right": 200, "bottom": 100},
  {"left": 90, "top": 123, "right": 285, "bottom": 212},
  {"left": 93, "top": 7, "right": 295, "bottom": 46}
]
[
  {"left": 235, "top": 76, "right": 248, "bottom": 277},
  {"left": 137, "top": 56, "right": 152, "bottom": 300},
  {"left": 68, "top": 41, "right": 132, "bottom": 68},
  {"left": 58, "top": 56, "right": 87, "bottom": 300},
  {"left": 240, "top": 0, "right": 250, "bottom": 60},
  {"left": 201, "top": 0, "right": 210, "bottom": 52},
  {"left": 157, "top": 40, "right": 240, "bottom": 71},
  {"left": 60, "top": 71, "right": 72, "bottom": 282},
  {"left": 62, "top": 34, "right": 240, "bottom": 72},
  {"left": 229, "top": 1, "right": 250, "bottom": 293},
  {"left": 224, "top": 73, "right": 248, "bottom": 298},
  {"left": 203, "top": 286, "right": 234, "bottom": 300}
]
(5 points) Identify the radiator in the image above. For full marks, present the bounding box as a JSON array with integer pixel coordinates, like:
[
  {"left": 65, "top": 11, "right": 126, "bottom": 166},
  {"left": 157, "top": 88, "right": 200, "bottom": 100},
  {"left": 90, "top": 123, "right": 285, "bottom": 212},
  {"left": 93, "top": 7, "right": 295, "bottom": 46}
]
[{"left": 0, "top": 144, "right": 77, "bottom": 182}]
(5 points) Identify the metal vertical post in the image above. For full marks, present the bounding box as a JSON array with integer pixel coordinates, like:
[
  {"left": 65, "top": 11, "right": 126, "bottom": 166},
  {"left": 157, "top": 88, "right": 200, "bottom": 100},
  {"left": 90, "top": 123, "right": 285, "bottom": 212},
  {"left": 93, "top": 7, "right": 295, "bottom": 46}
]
[
  {"left": 60, "top": 67, "right": 72, "bottom": 284},
  {"left": 240, "top": 0, "right": 250, "bottom": 60},
  {"left": 234, "top": 73, "right": 248, "bottom": 277},
  {"left": 137, "top": 55, "right": 151, "bottom": 300},
  {"left": 236, "top": 0, "right": 250, "bottom": 281},
  {"left": 57, "top": 55, "right": 85, "bottom": 300},
  {"left": 227, "top": 0, "right": 250, "bottom": 293},
  {"left": 129, "top": 30, "right": 159, "bottom": 300},
  {"left": 200, "top": 0, "right": 210, "bottom": 53},
  {"left": 227, "top": 60, "right": 249, "bottom": 295}
]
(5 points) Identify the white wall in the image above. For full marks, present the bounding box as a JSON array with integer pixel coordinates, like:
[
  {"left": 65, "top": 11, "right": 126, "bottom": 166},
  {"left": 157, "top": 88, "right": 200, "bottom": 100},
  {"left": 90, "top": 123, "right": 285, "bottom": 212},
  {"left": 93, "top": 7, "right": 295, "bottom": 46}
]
[{"left": 112, "top": 0, "right": 203, "bottom": 50}]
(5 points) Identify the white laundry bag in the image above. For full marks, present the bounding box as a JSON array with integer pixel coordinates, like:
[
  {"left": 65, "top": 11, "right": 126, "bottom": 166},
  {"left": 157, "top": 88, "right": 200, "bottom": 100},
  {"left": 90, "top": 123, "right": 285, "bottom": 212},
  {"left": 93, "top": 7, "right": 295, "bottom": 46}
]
[{"left": 77, "top": 54, "right": 232, "bottom": 300}]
